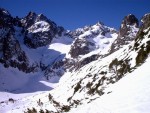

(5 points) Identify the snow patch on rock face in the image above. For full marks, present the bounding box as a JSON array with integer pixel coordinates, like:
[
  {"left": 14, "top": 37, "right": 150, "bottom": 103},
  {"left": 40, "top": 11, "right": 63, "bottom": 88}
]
[
  {"left": 28, "top": 21, "right": 50, "bottom": 33},
  {"left": 127, "top": 24, "right": 139, "bottom": 38}
]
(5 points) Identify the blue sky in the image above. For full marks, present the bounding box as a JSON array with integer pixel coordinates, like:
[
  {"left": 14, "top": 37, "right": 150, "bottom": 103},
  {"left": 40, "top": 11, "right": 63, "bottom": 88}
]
[{"left": 1, "top": 0, "right": 150, "bottom": 30}]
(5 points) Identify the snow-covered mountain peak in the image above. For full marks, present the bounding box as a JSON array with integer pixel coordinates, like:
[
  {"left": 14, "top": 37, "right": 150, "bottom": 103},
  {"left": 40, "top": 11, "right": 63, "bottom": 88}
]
[
  {"left": 36, "top": 13, "right": 48, "bottom": 21},
  {"left": 20, "top": 11, "right": 65, "bottom": 48},
  {"left": 92, "top": 21, "right": 116, "bottom": 32},
  {"left": 95, "top": 21, "right": 104, "bottom": 26},
  {"left": 69, "top": 22, "right": 118, "bottom": 58},
  {"left": 22, "top": 11, "right": 58, "bottom": 30}
]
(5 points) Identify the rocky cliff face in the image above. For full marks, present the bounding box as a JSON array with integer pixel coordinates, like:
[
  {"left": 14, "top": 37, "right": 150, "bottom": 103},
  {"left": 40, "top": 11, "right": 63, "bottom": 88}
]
[
  {"left": 134, "top": 13, "right": 150, "bottom": 65},
  {"left": 109, "top": 14, "right": 139, "bottom": 54},
  {"left": 0, "top": 8, "right": 36, "bottom": 73},
  {"left": 139, "top": 13, "right": 150, "bottom": 31}
]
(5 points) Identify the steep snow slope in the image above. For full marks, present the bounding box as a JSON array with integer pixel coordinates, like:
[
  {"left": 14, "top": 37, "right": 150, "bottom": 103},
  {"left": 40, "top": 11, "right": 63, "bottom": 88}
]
[
  {"left": 49, "top": 36, "right": 74, "bottom": 58},
  {"left": 69, "top": 56, "right": 150, "bottom": 113}
]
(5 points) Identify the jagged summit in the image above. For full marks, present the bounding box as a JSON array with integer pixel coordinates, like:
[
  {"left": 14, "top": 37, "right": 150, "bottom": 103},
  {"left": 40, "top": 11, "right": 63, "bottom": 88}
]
[
  {"left": 96, "top": 21, "right": 104, "bottom": 26},
  {"left": 119, "top": 14, "right": 139, "bottom": 37},
  {"left": 20, "top": 11, "right": 64, "bottom": 48},
  {"left": 0, "top": 9, "right": 37, "bottom": 73},
  {"left": 22, "top": 11, "right": 56, "bottom": 28},
  {"left": 122, "top": 14, "right": 139, "bottom": 26},
  {"left": 0, "top": 8, "right": 13, "bottom": 28},
  {"left": 0, "top": 8, "right": 10, "bottom": 16},
  {"left": 0, "top": 9, "right": 65, "bottom": 73},
  {"left": 108, "top": 14, "right": 139, "bottom": 54}
]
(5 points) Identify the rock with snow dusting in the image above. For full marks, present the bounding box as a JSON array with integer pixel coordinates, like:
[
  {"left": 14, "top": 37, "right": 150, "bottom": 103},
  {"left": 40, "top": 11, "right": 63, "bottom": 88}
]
[
  {"left": 22, "top": 12, "right": 64, "bottom": 48},
  {"left": 69, "top": 22, "right": 117, "bottom": 58},
  {"left": 109, "top": 14, "right": 139, "bottom": 54}
]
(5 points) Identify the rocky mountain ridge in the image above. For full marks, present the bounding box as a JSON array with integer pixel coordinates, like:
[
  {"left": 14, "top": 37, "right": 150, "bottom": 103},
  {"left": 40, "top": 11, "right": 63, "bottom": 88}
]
[{"left": 0, "top": 8, "right": 118, "bottom": 76}]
